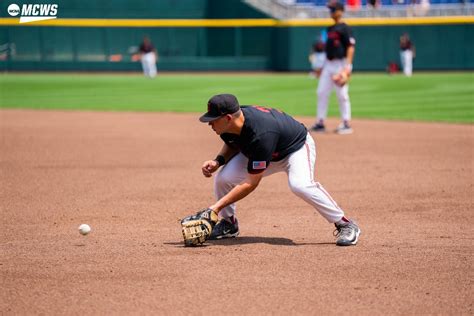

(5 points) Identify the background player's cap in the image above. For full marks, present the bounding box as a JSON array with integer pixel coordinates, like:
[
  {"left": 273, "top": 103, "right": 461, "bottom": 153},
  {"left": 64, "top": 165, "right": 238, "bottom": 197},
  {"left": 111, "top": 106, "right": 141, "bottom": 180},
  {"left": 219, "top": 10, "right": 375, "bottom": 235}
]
[
  {"left": 328, "top": 2, "right": 344, "bottom": 12},
  {"left": 199, "top": 94, "right": 241, "bottom": 122}
]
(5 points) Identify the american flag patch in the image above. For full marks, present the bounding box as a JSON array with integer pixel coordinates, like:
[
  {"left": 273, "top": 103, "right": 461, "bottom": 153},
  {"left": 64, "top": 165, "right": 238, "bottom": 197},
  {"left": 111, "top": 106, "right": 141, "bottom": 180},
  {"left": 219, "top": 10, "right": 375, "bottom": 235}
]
[{"left": 252, "top": 161, "right": 267, "bottom": 170}]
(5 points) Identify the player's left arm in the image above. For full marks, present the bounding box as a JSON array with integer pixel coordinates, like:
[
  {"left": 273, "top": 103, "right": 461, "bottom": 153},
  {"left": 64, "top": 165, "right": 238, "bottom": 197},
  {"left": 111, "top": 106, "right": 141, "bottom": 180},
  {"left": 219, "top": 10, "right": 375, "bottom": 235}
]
[
  {"left": 333, "top": 41, "right": 355, "bottom": 86},
  {"left": 345, "top": 45, "right": 355, "bottom": 73},
  {"left": 343, "top": 25, "right": 356, "bottom": 75}
]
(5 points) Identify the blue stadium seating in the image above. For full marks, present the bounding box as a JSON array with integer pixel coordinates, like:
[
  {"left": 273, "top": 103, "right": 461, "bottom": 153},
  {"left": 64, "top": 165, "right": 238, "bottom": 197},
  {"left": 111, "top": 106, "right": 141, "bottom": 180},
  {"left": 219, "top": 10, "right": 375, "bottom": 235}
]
[{"left": 295, "top": 0, "right": 472, "bottom": 5}]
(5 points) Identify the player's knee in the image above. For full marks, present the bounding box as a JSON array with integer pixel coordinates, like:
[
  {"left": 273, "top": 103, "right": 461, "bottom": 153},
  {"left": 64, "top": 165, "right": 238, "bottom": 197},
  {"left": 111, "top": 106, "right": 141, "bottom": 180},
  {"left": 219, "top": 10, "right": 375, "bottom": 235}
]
[
  {"left": 214, "top": 170, "right": 236, "bottom": 188},
  {"left": 289, "top": 182, "right": 308, "bottom": 197},
  {"left": 317, "top": 90, "right": 330, "bottom": 101},
  {"left": 317, "top": 89, "right": 328, "bottom": 98},
  {"left": 337, "top": 94, "right": 349, "bottom": 103}
]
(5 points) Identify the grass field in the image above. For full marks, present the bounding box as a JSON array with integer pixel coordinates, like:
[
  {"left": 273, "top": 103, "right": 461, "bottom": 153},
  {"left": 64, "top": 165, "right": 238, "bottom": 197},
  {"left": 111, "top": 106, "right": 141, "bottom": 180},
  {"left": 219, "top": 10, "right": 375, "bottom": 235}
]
[{"left": 1, "top": 72, "right": 473, "bottom": 123}]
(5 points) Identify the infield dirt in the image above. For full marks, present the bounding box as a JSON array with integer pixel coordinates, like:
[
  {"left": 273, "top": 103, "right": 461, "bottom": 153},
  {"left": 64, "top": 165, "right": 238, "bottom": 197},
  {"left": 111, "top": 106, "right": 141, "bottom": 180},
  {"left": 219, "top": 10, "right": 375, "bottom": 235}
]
[{"left": 1, "top": 109, "right": 472, "bottom": 315}]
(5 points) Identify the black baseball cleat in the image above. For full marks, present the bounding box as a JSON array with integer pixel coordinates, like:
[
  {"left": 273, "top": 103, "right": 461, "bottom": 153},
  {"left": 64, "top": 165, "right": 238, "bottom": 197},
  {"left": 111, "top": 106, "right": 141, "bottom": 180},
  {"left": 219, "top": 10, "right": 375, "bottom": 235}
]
[
  {"left": 309, "top": 123, "right": 326, "bottom": 133},
  {"left": 209, "top": 217, "right": 239, "bottom": 240}
]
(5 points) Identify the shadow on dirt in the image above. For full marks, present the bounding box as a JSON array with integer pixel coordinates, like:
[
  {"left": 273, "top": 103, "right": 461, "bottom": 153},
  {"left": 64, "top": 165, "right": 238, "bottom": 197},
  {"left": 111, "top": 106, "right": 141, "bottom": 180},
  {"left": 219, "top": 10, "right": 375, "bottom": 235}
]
[
  {"left": 208, "top": 236, "right": 333, "bottom": 246},
  {"left": 164, "top": 236, "right": 333, "bottom": 247}
]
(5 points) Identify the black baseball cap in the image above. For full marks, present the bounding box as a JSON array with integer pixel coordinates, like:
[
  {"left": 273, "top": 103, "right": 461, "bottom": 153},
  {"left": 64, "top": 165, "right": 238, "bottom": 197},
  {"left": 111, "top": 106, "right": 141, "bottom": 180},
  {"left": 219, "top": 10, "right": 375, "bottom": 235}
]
[
  {"left": 199, "top": 94, "right": 241, "bottom": 122},
  {"left": 328, "top": 2, "right": 344, "bottom": 12}
]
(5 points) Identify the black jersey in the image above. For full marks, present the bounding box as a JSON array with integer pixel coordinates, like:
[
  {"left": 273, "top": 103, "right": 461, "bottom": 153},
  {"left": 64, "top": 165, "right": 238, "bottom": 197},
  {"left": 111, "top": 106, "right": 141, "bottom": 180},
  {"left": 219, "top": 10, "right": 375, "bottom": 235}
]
[
  {"left": 325, "top": 22, "right": 355, "bottom": 60},
  {"left": 400, "top": 40, "right": 412, "bottom": 51},
  {"left": 220, "top": 106, "right": 308, "bottom": 174},
  {"left": 139, "top": 42, "right": 154, "bottom": 54}
]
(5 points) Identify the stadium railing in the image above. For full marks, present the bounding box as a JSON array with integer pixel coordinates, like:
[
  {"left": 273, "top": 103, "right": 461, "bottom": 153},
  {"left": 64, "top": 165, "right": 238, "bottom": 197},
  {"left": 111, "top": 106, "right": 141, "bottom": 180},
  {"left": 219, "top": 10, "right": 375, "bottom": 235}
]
[{"left": 246, "top": 0, "right": 474, "bottom": 18}]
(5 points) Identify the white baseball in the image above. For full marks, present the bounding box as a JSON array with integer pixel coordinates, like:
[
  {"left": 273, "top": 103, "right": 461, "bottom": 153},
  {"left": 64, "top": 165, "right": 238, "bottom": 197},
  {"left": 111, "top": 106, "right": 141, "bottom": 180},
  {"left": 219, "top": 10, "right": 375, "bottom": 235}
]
[{"left": 78, "top": 224, "right": 91, "bottom": 235}]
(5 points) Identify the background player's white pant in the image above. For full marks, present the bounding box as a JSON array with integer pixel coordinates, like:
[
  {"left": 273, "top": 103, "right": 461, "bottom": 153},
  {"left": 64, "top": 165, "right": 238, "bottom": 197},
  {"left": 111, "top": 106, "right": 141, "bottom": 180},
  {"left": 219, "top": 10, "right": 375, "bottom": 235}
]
[
  {"left": 141, "top": 52, "right": 157, "bottom": 78},
  {"left": 316, "top": 59, "right": 351, "bottom": 122},
  {"left": 400, "top": 50, "right": 413, "bottom": 77},
  {"left": 214, "top": 133, "right": 345, "bottom": 223},
  {"left": 310, "top": 52, "right": 326, "bottom": 71}
]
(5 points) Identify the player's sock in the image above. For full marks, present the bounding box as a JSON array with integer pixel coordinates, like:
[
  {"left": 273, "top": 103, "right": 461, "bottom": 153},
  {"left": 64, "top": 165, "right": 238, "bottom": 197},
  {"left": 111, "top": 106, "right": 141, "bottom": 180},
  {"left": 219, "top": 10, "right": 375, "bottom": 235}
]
[
  {"left": 222, "top": 215, "right": 237, "bottom": 224},
  {"left": 335, "top": 216, "right": 350, "bottom": 226}
]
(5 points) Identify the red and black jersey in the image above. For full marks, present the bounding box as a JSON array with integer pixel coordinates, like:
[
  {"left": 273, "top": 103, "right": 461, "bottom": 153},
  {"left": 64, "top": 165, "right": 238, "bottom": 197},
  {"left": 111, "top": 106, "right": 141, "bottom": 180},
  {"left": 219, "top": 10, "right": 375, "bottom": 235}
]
[
  {"left": 220, "top": 106, "right": 307, "bottom": 174},
  {"left": 400, "top": 40, "right": 412, "bottom": 51},
  {"left": 139, "top": 42, "right": 155, "bottom": 54},
  {"left": 325, "top": 23, "right": 355, "bottom": 60}
]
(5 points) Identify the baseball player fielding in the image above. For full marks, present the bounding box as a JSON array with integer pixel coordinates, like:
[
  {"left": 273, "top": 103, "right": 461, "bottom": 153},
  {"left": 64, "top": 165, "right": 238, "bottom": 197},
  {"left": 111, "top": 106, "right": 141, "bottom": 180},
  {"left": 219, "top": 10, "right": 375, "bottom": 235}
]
[{"left": 180, "top": 93, "right": 360, "bottom": 247}]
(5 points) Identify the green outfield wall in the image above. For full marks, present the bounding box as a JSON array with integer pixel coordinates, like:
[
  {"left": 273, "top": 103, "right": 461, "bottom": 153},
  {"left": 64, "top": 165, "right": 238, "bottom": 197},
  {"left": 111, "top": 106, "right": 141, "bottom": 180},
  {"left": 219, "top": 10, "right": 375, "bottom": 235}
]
[
  {"left": 1, "top": 0, "right": 473, "bottom": 71},
  {"left": 275, "top": 24, "right": 474, "bottom": 71}
]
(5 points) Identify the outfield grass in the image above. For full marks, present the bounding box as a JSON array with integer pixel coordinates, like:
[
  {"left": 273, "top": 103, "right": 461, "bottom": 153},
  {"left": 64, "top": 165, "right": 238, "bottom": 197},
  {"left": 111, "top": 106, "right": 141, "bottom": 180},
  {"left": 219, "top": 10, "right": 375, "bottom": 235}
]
[{"left": 0, "top": 72, "right": 472, "bottom": 123}]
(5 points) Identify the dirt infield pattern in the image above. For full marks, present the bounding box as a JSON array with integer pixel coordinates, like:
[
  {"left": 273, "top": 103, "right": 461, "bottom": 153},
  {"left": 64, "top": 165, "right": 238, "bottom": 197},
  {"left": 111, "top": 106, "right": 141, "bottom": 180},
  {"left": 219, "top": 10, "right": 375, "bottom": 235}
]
[{"left": 1, "top": 110, "right": 472, "bottom": 315}]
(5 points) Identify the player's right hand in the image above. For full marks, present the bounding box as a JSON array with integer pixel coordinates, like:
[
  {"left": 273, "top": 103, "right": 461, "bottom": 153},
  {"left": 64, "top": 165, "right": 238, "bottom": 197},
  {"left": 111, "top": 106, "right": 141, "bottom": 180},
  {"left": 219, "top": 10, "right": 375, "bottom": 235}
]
[{"left": 201, "top": 160, "right": 219, "bottom": 177}]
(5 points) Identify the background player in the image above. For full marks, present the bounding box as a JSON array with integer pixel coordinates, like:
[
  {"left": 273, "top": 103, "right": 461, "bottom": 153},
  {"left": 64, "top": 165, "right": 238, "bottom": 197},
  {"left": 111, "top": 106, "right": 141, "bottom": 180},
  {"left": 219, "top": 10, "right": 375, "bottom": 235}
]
[
  {"left": 139, "top": 36, "right": 158, "bottom": 78},
  {"left": 400, "top": 33, "right": 415, "bottom": 77},
  {"left": 199, "top": 93, "right": 361, "bottom": 246},
  {"left": 310, "top": 2, "right": 355, "bottom": 135},
  {"left": 309, "top": 39, "right": 326, "bottom": 78}
]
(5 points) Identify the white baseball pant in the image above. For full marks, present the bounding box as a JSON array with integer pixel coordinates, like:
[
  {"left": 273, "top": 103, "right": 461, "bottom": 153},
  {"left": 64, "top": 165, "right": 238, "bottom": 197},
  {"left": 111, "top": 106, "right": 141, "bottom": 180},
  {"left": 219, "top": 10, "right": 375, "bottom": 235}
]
[
  {"left": 141, "top": 52, "right": 157, "bottom": 78},
  {"left": 214, "top": 133, "right": 345, "bottom": 223},
  {"left": 316, "top": 59, "right": 351, "bottom": 122},
  {"left": 400, "top": 50, "right": 413, "bottom": 77}
]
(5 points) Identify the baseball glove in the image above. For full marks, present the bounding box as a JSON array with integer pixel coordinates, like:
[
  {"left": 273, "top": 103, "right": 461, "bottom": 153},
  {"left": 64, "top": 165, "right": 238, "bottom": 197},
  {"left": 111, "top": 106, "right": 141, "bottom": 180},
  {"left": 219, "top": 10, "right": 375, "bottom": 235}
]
[
  {"left": 332, "top": 71, "right": 350, "bottom": 87},
  {"left": 180, "top": 208, "right": 218, "bottom": 247}
]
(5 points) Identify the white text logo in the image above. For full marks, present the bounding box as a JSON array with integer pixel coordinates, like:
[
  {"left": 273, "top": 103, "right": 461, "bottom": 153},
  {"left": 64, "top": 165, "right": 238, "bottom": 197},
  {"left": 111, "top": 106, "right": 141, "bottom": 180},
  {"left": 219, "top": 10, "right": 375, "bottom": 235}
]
[{"left": 7, "top": 3, "right": 58, "bottom": 23}]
